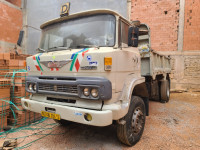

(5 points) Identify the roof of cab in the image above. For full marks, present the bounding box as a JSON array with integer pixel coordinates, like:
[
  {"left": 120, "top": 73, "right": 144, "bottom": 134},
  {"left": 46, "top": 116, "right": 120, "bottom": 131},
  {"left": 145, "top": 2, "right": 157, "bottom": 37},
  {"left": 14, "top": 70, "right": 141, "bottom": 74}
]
[{"left": 40, "top": 9, "right": 130, "bottom": 29}]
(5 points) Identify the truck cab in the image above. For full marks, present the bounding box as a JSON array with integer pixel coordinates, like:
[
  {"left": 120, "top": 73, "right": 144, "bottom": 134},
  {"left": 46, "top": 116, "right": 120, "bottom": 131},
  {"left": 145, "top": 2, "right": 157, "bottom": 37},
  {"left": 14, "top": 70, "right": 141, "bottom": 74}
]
[{"left": 21, "top": 9, "right": 171, "bottom": 146}]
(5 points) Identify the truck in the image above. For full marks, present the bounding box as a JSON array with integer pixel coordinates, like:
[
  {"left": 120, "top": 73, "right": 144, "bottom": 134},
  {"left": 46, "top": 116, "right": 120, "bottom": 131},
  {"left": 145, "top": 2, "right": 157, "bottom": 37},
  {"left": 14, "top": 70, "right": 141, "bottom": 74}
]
[{"left": 21, "top": 9, "right": 171, "bottom": 146}]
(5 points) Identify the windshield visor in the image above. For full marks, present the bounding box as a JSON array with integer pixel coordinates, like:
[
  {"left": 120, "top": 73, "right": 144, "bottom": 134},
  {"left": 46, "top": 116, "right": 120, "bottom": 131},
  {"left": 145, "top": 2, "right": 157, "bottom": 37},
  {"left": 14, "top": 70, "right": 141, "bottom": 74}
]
[{"left": 40, "top": 14, "right": 116, "bottom": 51}]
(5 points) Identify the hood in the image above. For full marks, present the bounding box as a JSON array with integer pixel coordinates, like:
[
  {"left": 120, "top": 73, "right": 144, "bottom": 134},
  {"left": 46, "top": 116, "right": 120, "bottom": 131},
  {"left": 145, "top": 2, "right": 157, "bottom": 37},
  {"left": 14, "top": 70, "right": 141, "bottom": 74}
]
[{"left": 26, "top": 47, "right": 115, "bottom": 77}]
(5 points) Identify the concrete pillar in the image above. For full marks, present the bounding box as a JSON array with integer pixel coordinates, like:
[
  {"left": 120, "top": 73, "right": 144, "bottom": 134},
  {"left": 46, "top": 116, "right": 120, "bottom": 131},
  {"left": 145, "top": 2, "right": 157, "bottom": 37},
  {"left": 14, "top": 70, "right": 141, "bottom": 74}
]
[
  {"left": 127, "top": 0, "right": 131, "bottom": 21},
  {"left": 22, "top": 0, "right": 28, "bottom": 54},
  {"left": 177, "top": 0, "right": 185, "bottom": 52}
]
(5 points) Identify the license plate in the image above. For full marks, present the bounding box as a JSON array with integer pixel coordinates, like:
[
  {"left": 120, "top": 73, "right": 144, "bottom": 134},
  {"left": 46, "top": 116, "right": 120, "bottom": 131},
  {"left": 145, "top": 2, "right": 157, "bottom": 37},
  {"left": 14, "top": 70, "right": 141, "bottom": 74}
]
[{"left": 41, "top": 111, "right": 60, "bottom": 120}]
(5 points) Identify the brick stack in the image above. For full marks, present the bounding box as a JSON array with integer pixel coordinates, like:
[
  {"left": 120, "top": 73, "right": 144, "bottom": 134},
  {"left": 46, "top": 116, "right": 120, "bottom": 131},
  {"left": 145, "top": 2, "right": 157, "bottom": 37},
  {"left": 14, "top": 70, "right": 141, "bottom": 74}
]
[
  {"left": 0, "top": 53, "right": 42, "bottom": 130},
  {"left": 11, "top": 109, "right": 42, "bottom": 128},
  {"left": 0, "top": 79, "right": 11, "bottom": 132},
  {"left": 9, "top": 72, "right": 42, "bottom": 127}
]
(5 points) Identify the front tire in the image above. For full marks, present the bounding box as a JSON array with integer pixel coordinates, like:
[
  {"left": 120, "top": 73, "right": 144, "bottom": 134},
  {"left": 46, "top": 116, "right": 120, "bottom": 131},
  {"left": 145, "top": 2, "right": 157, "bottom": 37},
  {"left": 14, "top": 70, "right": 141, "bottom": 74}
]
[{"left": 117, "top": 96, "right": 146, "bottom": 146}]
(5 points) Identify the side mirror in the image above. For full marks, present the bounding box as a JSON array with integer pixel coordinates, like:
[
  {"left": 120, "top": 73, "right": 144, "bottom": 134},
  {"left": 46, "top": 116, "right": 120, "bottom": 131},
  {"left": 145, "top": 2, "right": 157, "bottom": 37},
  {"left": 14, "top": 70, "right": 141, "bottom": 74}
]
[
  {"left": 128, "top": 27, "right": 139, "bottom": 47},
  {"left": 17, "top": 30, "right": 24, "bottom": 46}
]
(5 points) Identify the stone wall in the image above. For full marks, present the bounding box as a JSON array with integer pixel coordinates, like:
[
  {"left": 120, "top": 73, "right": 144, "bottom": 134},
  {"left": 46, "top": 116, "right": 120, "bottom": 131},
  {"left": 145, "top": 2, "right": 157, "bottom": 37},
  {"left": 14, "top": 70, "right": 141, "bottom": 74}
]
[{"left": 162, "top": 52, "right": 200, "bottom": 91}]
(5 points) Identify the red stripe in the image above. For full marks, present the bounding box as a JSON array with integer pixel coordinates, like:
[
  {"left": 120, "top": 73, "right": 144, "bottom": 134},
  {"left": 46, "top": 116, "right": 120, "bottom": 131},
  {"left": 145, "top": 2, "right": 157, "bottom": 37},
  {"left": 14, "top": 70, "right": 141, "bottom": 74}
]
[
  {"left": 82, "top": 50, "right": 89, "bottom": 57},
  {"left": 33, "top": 56, "right": 36, "bottom": 60},
  {"left": 35, "top": 65, "right": 41, "bottom": 71}
]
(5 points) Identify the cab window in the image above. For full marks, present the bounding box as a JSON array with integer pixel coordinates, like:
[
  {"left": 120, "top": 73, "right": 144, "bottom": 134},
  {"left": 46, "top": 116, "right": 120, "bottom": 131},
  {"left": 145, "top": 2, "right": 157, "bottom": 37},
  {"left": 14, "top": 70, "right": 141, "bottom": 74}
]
[{"left": 118, "top": 20, "right": 129, "bottom": 47}]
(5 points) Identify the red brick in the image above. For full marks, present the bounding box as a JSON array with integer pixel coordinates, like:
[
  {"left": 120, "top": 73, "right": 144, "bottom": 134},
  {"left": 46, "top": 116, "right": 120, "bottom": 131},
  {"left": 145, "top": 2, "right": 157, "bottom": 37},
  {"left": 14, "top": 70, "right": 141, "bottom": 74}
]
[
  {"left": 0, "top": 2, "right": 22, "bottom": 44},
  {"left": 183, "top": 0, "right": 200, "bottom": 51},
  {"left": 5, "top": 0, "right": 21, "bottom": 7},
  {"left": 131, "top": 0, "right": 179, "bottom": 51}
]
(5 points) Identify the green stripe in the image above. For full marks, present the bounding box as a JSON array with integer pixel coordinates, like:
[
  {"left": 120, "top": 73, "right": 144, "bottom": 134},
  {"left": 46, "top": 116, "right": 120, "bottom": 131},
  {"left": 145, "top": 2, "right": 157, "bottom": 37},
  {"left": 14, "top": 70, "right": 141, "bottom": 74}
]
[
  {"left": 70, "top": 48, "right": 89, "bottom": 71},
  {"left": 36, "top": 55, "right": 43, "bottom": 71},
  {"left": 70, "top": 53, "right": 78, "bottom": 71}
]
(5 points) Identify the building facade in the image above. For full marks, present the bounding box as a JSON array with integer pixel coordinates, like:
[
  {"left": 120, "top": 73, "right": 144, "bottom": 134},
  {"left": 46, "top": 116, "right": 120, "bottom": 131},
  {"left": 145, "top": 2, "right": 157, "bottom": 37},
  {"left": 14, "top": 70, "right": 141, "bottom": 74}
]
[{"left": 130, "top": 0, "right": 200, "bottom": 91}]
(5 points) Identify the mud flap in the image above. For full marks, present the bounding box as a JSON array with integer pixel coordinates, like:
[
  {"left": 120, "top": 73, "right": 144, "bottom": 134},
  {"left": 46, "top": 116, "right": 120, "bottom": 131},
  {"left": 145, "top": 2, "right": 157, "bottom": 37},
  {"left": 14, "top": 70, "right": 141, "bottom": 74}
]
[{"left": 142, "top": 97, "right": 149, "bottom": 116}]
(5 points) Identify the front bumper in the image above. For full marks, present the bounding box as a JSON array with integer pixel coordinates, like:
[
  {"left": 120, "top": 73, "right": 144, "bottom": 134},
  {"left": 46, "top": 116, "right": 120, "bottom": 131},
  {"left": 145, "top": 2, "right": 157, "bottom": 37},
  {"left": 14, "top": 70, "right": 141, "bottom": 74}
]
[{"left": 21, "top": 98, "right": 113, "bottom": 126}]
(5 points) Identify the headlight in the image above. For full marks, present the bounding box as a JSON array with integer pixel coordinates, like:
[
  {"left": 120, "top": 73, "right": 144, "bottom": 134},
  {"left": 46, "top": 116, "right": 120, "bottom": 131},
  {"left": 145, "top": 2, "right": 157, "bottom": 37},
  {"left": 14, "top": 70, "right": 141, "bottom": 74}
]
[
  {"left": 33, "top": 84, "right": 37, "bottom": 91},
  {"left": 83, "top": 88, "right": 90, "bottom": 96},
  {"left": 28, "top": 84, "right": 33, "bottom": 91},
  {"left": 91, "top": 89, "right": 98, "bottom": 98}
]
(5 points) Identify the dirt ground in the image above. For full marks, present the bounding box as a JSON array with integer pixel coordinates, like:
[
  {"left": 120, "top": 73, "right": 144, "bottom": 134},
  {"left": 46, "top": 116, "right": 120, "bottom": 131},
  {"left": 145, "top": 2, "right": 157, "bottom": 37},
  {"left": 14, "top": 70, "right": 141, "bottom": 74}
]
[{"left": 1, "top": 92, "right": 200, "bottom": 150}]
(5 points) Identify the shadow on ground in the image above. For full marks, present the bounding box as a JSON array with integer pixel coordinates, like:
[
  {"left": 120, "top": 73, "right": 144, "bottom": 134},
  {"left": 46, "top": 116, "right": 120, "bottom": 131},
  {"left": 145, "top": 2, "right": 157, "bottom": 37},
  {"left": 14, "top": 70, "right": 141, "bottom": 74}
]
[{"left": 3, "top": 92, "right": 200, "bottom": 150}]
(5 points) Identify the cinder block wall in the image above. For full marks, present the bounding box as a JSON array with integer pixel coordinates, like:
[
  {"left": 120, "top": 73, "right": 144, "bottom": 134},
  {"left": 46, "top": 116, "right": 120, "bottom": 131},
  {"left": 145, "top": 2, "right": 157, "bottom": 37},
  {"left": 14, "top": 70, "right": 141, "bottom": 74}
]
[
  {"left": 131, "top": 0, "right": 200, "bottom": 91},
  {"left": 0, "top": 0, "right": 22, "bottom": 52}
]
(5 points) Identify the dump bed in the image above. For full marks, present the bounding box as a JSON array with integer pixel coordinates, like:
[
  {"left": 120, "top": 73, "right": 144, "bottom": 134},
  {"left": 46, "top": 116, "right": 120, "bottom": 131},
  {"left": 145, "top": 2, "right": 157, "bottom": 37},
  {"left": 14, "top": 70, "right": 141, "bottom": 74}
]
[
  {"left": 136, "top": 23, "right": 171, "bottom": 78},
  {"left": 140, "top": 50, "right": 171, "bottom": 77}
]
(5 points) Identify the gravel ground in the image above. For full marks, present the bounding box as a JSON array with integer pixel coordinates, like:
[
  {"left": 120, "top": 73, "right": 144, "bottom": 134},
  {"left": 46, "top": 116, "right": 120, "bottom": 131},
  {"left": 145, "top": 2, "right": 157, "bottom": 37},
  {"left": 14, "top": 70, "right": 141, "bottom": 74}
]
[{"left": 1, "top": 92, "right": 200, "bottom": 150}]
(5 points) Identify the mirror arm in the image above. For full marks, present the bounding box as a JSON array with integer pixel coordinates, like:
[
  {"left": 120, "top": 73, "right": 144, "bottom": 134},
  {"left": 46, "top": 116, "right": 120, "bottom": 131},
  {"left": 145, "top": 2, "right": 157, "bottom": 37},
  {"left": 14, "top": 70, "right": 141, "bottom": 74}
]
[{"left": 17, "top": 30, "right": 24, "bottom": 47}]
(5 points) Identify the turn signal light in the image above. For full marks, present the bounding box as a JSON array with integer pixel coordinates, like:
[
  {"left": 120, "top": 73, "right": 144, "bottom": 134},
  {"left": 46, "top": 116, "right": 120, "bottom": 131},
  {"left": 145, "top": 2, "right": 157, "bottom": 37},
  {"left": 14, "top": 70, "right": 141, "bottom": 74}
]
[{"left": 104, "top": 57, "right": 112, "bottom": 71}]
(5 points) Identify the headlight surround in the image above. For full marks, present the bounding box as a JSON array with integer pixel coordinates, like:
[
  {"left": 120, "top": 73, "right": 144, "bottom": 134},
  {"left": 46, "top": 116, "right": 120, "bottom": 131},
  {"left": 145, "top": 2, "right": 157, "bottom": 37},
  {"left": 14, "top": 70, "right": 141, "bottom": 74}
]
[
  {"left": 78, "top": 85, "right": 100, "bottom": 99},
  {"left": 27, "top": 82, "right": 37, "bottom": 93},
  {"left": 91, "top": 88, "right": 98, "bottom": 98}
]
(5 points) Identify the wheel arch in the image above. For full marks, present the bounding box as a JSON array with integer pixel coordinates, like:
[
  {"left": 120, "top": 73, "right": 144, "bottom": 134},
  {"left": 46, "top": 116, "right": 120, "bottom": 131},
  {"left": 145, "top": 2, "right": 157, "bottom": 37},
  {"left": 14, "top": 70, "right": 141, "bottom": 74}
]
[
  {"left": 132, "top": 82, "right": 149, "bottom": 116},
  {"left": 119, "top": 76, "right": 149, "bottom": 117}
]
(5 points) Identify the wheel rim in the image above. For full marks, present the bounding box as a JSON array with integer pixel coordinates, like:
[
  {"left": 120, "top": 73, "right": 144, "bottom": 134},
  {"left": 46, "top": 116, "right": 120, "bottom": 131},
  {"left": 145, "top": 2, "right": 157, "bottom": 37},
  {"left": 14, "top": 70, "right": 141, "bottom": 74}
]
[{"left": 131, "top": 107, "right": 144, "bottom": 134}]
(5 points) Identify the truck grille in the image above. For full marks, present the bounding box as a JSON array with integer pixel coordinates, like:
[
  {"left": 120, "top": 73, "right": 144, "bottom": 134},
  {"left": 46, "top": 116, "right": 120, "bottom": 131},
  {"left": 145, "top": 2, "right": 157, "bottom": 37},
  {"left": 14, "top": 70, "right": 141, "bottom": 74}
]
[
  {"left": 38, "top": 83, "right": 78, "bottom": 94},
  {"left": 47, "top": 97, "right": 76, "bottom": 103}
]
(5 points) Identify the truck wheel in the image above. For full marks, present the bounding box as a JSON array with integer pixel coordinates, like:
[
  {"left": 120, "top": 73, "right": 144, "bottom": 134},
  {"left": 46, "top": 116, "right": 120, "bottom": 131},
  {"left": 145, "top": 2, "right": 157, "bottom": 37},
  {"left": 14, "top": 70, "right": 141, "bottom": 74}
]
[
  {"left": 160, "top": 80, "right": 170, "bottom": 103},
  {"left": 54, "top": 119, "right": 72, "bottom": 126},
  {"left": 117, "top": 96, "right": 146, "bottom": 146}
]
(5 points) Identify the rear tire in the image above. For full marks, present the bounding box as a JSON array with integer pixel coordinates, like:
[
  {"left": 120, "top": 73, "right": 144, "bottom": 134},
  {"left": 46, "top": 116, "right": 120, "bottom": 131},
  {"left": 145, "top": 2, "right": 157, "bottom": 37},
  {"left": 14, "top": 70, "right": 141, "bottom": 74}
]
[
  {"left": 117, "top": 96, "right": 146, "bottom": 146},
  {"left": 160, "top": 80, "right": 170, "bottom": 103},
  {"left": 54, "top": 119, "right": 72, "bottom": 126}
]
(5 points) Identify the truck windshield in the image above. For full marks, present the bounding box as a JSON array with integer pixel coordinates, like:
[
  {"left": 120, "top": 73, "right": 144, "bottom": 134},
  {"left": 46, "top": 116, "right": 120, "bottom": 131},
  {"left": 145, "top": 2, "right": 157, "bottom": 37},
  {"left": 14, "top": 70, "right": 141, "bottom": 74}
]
[{"left": 39, "top": 14, "right": 115, "bottom": 51}]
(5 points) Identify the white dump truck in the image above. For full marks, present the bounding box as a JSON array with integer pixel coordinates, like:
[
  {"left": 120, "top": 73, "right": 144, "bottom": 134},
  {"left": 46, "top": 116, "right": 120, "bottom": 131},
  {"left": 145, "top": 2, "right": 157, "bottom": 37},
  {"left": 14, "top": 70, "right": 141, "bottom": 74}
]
[{"left": 21, "top": 9, "right": 171, "bottom": 146}]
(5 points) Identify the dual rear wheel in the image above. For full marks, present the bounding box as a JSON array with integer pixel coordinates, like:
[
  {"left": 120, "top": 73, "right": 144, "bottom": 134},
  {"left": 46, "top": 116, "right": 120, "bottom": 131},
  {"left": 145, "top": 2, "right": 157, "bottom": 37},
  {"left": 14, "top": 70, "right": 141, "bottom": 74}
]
[{"left": 160, "top": 80, "right": 170, "bottom": 103}]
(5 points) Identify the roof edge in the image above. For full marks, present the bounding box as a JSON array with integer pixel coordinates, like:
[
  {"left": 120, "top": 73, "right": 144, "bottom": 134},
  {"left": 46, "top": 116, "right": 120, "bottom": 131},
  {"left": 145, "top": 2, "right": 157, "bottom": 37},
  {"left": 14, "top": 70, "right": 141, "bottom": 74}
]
[{"left": 40, "top": 9, "right": 129, "bottom": 29}]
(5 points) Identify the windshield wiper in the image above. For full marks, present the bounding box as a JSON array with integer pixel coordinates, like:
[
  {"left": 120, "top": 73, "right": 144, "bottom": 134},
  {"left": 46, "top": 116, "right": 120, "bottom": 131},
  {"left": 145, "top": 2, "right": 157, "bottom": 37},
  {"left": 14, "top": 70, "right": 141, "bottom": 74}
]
[
  {"left": 48, "top": 46, "right": 71, "bottom": 51},
  {"left": 77, "top": 44, "right": 100, "bottom": 49},
  {"left": 37, "top": 48, "right": 46, "bottom": 52}
]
